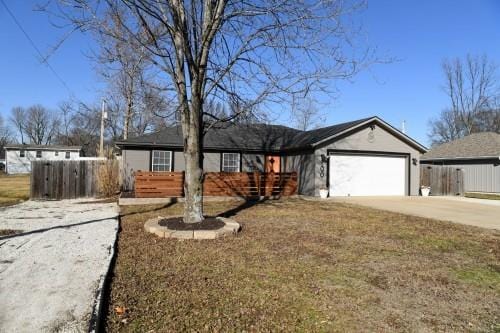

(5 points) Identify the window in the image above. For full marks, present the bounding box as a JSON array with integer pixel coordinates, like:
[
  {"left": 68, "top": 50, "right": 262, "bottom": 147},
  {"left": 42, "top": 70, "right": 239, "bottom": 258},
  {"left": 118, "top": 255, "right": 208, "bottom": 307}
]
[
  {"left": 36, "top": 150, "right": 42, "bottom": 158},
  {"left": 19, "top": 150, "right": 25, "bottom": 158},
  {"left": 54, "top": 151, "right": 59, "bottom": 156},
  {"left": 65, "top": 151, "right": 70, "bottom": 159},
  {"left": 222, "top": 153, "right": 240, "bottom": 172},
  {"left": 152, "top": 150, "right": 172, "bottom": 171}
]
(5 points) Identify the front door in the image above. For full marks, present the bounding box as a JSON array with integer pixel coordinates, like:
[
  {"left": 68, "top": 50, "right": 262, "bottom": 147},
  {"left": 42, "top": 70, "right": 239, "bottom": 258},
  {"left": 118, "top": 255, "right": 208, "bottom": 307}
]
[{"left": 265, "top": 155, "right": 280, "bottom": 173}]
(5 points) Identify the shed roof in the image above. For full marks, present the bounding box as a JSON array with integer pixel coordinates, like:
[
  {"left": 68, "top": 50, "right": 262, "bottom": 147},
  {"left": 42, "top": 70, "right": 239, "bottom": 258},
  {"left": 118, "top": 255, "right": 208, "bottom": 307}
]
[
  {"left": 422, "top": 132, "right": 500, "bottom": 160},
  {"left": 4, "top": 144, "right": 82, "bottom": 151}
]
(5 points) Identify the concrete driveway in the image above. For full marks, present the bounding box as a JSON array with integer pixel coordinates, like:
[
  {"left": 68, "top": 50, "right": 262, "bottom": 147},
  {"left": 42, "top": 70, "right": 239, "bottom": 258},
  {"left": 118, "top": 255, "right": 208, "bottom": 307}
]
[
  {"left": 331, "top": 196, "right": 500, "bottom": 230},
  {"left": 0, "top": 200, "right": 119, "bottom": 332}
]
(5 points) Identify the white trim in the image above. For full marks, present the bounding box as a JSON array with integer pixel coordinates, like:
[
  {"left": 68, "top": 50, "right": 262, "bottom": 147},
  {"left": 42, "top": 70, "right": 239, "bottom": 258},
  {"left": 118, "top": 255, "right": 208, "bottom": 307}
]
[
  {"left": 222, "top": 152, "right": 240, "bottom": 172},
  {"left": 4, "top": 146, "right": 81, "bottom": 151},
  {"left": 421, "top": 155, "right": 500, "bottom": 161},
  {"left": 151, "top": 150, "right": 173, "bottom": 172}
]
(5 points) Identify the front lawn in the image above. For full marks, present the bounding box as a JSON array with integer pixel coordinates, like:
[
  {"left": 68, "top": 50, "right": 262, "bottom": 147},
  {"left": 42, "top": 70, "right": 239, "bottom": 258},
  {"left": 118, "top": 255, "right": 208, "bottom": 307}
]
[
  {"left": 0, "top": 174, "right": 30, "bottom": 207},
  {"left": 107, "top": 198, "right": 500, "bottom": 332}
]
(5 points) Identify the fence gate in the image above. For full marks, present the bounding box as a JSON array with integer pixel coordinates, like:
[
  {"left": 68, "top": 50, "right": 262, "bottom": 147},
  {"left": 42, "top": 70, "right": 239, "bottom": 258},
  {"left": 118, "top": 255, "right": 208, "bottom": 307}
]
[
  {"left": 30, "top": 160, "right": 117, "bottom": 200},
  {"left": 420, "top": 165, "right": 464, "bottom": 196}
]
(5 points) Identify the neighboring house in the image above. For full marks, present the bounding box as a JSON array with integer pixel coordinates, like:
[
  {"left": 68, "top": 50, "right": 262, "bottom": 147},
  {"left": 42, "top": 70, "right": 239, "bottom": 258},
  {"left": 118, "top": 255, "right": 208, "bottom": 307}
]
[
  {"left": 3, "top": 144, "right": 82, "bottom": 174},
  {"left": 0, "top": 149, "right": 4, "bottom": 171},
  {"left": 116, "top": 116, "right": 427, "bottom": 197},
  {"left": 421, "top": 132, "right": 500, "bottom": 193}
]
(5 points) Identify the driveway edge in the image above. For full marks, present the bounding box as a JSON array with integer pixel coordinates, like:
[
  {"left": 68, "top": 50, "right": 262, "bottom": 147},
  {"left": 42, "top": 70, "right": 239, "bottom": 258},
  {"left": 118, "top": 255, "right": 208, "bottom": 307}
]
[{"left": 88, "top": 214, "right": 119, "bottom": 333}]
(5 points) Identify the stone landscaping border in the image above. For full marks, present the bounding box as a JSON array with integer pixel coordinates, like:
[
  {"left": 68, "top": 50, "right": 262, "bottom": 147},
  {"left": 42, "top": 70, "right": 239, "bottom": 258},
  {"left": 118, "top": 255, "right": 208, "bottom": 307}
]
[{"left": 144, "top": 216, "right": 241, "bottom": 240}]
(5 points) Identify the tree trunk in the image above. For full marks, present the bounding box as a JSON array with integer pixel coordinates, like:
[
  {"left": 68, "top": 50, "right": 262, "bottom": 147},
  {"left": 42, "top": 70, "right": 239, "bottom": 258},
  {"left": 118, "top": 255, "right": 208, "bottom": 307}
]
[
  {"left": 181, "top": 99, "right": 204, "bottom": 224},
  {"left": 123, "top": 96, "right": 132, "bottom": 140}
]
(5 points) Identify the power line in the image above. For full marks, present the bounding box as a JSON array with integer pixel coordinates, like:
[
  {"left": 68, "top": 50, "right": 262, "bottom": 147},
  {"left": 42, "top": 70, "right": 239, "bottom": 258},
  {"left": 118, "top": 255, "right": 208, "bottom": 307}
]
[{"left": 0, "top": 0, "right": 74, "bottom": 96}]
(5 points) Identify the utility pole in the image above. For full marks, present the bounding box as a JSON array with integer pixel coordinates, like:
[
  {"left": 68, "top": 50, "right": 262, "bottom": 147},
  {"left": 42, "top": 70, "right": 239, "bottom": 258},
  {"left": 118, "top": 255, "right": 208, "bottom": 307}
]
[{"left": 99, "top": 99, "right": 107, "bottom": 158}]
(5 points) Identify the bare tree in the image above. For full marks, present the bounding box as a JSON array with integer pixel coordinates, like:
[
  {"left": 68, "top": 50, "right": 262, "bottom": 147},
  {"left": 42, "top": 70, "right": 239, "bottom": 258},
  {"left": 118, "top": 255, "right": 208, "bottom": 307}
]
[
  {"left": 96, "top": 9, "right": 149, "bottom": 140},
  {"left": 51, "top": 0, "right": 373, "bottom": 223},
  {"left": 429, "top": 54, "right": 500, "bottom": 145},
  {"left": 10, "top": 105, "right": 60, "bottom": 145},
  {"left": 54, "top": 101, "right": 102, "bottom": 154},
  {"left": 59, "top": 101, "right": 74, "bottom": 145},
  {"left": 428, "top": 109, "right": 463, "bottom": 145},
  {"left": 24, "top": 105, "right": 60, "bottom": 145},
  {"left": 0, "top": 114, "right": 12, "bottom": 157},
  {"left": 10, "top": 106, "right": 26, "bottom": 144},
  {"left": 291, "top": 96, "right": 325, "bottom": 131}
]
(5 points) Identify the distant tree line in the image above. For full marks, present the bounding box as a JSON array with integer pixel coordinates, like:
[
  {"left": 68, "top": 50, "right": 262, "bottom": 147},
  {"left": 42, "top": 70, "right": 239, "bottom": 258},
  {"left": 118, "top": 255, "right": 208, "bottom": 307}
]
[{"left": 429, "top": 54, "right": 500, "bottom": 146}]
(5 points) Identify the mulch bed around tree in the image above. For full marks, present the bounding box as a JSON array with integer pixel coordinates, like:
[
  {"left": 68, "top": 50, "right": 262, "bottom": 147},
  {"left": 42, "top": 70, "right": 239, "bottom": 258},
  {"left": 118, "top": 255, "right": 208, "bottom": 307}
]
[{"left": 159, "top": 217, "right": 225, "bottom": 230}]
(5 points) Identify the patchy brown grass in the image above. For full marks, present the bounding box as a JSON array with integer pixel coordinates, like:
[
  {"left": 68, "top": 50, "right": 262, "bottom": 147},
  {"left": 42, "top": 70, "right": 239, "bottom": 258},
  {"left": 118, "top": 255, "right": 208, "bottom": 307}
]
[
  {"left": 465, "top": 192, "right": 500, "bottom": 201},
  {"left": 0, "top": 174, "right": 30, "bottom": 207},
  {"left": 107, "top": 198, "right": 500, "bottom": 332},
  {"left": 0, "top": 229, "right": 22, "bottom": 236}
]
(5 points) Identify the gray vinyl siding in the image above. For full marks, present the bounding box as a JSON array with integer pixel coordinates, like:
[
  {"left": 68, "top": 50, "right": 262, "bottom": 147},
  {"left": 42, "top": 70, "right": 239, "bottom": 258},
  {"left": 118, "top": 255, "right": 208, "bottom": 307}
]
[
  {"left": 461, "top": 164, "right": 500, "bottom": 193},
  {"left": 203, "top": 152, "right": 220, "bottom": 171},
  {"left": 422, "top": 160, "right": 500, "bottom": 193},
  {"left": 242, "top": 153, "right": 265, "bottom": 172},
  {"left": 314, "top": 125, "right": 422, "bottom": 196},
  {"left": 173, "top": 151, "right": 184, "bottom": 171},
  {"left": 121, "top": 149, "right": 150, "bottom": 190},
  {"left": 284, "top": 152, "right": 315, "bottom": 196}
]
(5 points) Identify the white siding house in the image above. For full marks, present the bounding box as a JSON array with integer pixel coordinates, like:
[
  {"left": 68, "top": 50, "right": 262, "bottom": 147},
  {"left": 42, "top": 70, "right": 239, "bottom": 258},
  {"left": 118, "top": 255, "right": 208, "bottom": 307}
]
[{"left": 4, "top": 145, "right": 82, "bottom": 174}]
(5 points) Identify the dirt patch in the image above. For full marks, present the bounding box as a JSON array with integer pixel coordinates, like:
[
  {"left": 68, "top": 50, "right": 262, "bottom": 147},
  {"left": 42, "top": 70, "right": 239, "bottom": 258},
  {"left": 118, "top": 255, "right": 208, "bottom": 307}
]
[
  {"left": 0, "top": 229, "right": 22, "bottom": 236},
  {"left": 106, "top": 198, "right": 500, "bottom": 332},
  {"left": 158, "top": 217, "right": 225, "bottom": 230},
  {"left": 77, "top": 197, "right": 118, "bottom": 204}
]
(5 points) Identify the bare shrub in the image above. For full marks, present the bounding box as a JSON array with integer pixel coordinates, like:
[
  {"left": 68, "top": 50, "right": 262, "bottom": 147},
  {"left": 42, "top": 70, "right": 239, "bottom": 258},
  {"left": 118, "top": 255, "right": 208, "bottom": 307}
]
[{"left": 97, "top": 160, "right": 119, "bottom": 198}]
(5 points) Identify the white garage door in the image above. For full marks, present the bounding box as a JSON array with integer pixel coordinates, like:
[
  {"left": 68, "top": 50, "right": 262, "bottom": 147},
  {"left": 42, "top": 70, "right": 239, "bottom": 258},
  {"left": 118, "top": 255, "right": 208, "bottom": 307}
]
[{"left": 329, "top": 154, "right": 406, "bottom": 196}]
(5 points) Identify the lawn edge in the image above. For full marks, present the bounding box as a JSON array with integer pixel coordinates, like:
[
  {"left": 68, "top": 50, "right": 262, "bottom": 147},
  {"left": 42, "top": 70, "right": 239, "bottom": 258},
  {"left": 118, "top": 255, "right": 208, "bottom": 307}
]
[{"left": 88, "top": 212, "right": 120, "bottom": 333}]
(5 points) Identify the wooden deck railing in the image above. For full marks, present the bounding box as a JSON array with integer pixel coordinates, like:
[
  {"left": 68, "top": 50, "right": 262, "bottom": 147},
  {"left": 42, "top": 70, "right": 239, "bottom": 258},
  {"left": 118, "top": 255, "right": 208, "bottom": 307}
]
[
  {"left": 134, "top": 171, "right": 297, "bottom": 198},
  {"left": 135, "top": 171, "right": 184, "bottom": 198}
]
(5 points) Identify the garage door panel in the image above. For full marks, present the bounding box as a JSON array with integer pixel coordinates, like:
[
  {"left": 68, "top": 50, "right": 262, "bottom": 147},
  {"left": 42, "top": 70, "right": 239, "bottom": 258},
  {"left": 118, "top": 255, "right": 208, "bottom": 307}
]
[{"left": 329, "top": 154, "right": 406, "bottom": 196}]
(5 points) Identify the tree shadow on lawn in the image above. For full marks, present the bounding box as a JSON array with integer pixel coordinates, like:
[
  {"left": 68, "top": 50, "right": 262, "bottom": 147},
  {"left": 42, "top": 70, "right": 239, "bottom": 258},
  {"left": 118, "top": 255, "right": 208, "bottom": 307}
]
[
  {"left": 0, "top": 216, "right": 119, "bottom": 241},
  {"left": 0, "top": 197, "right": 258, "bottom": 242},
  {"left": 217, "top": 197, "right": 270, "bottom": 218}
]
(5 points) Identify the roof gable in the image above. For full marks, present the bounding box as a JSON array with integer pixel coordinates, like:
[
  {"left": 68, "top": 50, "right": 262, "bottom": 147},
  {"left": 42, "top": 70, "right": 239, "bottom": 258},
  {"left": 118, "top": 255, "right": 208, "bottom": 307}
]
[
  {"left": 294, "top": 116, "right": 427, "bottom": 153},
  {"left": 422, "top": 132, "right": 500, "bottom": 160}
]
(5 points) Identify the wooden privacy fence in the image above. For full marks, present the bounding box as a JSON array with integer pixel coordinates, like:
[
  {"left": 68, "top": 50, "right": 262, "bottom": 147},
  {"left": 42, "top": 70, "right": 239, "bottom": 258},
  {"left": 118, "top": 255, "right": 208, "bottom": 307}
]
[
  {"left": 134, "top": 171, "right": 298, "bottom": 198},
  {"left": 420, "top": 165, "right": 464, "bottom": 196},
  {"left": 31, "top": 160, "right": 119, "bottom": 200}
]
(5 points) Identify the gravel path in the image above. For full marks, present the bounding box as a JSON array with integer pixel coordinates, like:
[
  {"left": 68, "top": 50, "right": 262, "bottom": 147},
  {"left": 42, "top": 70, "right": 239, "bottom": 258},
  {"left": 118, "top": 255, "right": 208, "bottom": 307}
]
[{"left": 0, "top": 200, "right": 119, "bottom": 333}]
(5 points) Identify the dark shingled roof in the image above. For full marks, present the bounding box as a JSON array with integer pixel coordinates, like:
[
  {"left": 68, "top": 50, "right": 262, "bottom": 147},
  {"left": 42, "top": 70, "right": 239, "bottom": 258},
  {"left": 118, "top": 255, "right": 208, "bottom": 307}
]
[
  {"left": 116, "top": 116, "right": 426, "bottom": 152},
  {"left": 117, "top": 118, "right": 375, "bottom": 151},
  {"left": 120, "top": 123, "right": 301, "bottom": 151},
  {"left": 283, "top": 117, "right": 372, "bottom": 149},
  {"left": 4, "top": 144, "right": 82, "bottom": 151},
  {"left": 422, "top": 132, "right": 500, "bottom": 160}
]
